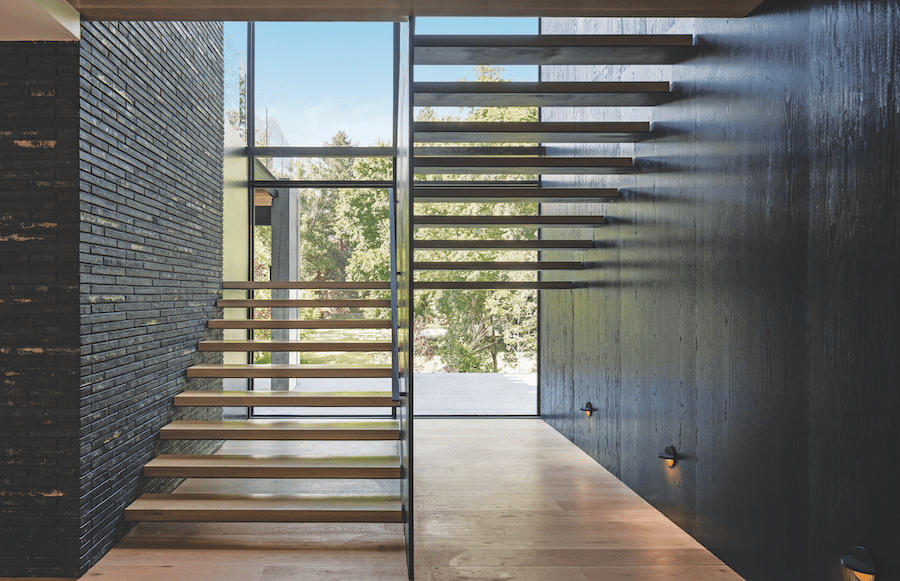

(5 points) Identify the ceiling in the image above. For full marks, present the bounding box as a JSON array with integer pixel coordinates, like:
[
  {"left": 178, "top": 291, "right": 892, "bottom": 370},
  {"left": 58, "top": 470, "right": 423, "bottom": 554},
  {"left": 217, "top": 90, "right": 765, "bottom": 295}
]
[
  {"left": 1, "top": 0, "right": 765, "bottom": 41},
  {"left": 0, "top": 0, "right": 80, "bottom": 40},
  {"left": 66, "top": 0, "right": 765, "bottom": 21}
]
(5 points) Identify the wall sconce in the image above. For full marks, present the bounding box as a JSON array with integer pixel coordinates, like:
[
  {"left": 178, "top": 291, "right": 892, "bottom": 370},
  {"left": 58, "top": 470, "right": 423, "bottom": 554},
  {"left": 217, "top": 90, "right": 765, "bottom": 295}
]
[
  {"left": 658, "top": 445, "right": 677, "bottom": 467},
  {"left": 580, "top": 402, "right": 597, "bottom": 417},
  {"left": 841, "top": 546, "right": 877, "bottom": 581}
]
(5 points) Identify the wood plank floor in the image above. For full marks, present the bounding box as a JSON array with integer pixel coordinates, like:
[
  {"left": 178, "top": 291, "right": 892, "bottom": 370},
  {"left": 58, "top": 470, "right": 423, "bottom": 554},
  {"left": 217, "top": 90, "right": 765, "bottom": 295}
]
[{"left": 21, "top": 419, "right": 744, "bottom": 581}]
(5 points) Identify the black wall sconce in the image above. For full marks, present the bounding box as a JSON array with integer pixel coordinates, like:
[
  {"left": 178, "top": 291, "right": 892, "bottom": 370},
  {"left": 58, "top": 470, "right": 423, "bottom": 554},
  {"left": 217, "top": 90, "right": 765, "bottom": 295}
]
[
  {"left": 580, "top": 402, "right": 597, "bottom": 417},
  {"left": 841, "top": 546, "right": 877, "bottom": 581},
  {"left": 658, "top": 445, "right": 677, "bottom": 467}
]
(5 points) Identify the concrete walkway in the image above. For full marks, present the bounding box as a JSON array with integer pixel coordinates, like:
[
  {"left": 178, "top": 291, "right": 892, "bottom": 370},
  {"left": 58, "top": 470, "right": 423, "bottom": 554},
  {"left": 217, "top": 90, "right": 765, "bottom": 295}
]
[{"left": 248, "top": 373, "right": 537, "bottom": 416}]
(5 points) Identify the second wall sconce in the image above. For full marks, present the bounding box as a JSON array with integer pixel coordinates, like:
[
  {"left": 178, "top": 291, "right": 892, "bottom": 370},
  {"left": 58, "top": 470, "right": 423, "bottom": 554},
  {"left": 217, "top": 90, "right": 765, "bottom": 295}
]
[
  {"left": 659, "top": 445, "right": 677, "bottom": 467},
  {"left": 580, "top": 402, "right": 597, "bottom": 417},
  {"left": 841, "top": 546, "right": 877, "bottom": 581}
]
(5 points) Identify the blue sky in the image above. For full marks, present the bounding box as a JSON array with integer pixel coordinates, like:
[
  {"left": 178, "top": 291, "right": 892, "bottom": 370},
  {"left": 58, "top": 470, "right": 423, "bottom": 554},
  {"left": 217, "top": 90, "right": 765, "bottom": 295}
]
[{"left": 224, "top": 18, "right": 537, "bottom": 147}]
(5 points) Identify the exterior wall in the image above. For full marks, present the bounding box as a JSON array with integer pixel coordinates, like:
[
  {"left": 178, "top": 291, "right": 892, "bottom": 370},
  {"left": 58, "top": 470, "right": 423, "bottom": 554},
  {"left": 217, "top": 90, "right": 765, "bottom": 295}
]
[
  {"left": 77, "top": 20, "right": 224, "bottom": 574},
  {"left": 539, "top": 2, "right": 900, "bottom": 581},
  {"left": 1, "top": 21, "right": 224, "bottom": 577},
  {"left": 0, "top": 40, "right": 82, "bottom": 577}
]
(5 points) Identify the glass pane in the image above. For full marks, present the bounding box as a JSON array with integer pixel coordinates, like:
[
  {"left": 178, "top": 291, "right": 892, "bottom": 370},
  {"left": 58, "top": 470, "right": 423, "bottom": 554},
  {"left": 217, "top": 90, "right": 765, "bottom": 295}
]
[
  {"left": 253, "top": 22, "right": 394, "bottom": 148},
  {"left": 224, "top": 22, "right": 248, "bottom": 144}
]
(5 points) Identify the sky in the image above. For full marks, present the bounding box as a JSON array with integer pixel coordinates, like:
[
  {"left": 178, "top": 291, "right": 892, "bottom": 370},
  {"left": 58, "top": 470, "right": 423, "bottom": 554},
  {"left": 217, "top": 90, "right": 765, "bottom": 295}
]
[{"left": 224, "top": 18, "right": 537, "bottom": 148}]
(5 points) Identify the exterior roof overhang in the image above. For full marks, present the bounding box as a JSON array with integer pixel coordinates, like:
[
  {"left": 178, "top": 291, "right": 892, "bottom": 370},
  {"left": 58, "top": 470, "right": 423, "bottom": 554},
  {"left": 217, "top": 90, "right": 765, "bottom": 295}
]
[{"left": 65, "top": 0, "right": 765, "bottom": 21}]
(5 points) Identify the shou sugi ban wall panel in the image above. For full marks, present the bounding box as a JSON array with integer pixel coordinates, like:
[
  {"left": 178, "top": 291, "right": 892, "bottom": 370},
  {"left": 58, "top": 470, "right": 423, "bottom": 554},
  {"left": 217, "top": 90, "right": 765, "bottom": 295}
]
[{"left": 538, "top": 3, "right": 900, "bottom": 581}]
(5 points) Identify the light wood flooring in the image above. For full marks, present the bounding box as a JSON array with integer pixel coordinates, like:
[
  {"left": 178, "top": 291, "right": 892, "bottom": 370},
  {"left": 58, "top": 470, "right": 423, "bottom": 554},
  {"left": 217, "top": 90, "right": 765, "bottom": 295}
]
[{"left": 6, "top": 419, "right": 744, "bottom": 581}]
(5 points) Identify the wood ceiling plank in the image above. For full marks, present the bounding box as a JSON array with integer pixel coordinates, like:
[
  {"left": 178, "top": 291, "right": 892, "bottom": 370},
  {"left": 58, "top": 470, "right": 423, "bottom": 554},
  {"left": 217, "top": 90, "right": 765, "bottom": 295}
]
[{"left": 68, "top": 1, "right": 766, "bottom": 21}]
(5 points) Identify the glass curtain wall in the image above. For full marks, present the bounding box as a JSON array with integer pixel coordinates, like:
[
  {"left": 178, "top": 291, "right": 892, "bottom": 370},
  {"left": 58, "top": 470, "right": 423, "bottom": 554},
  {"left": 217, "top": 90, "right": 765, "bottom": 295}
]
[{"left": 224, "top": 19, "right": 541, "bottom": 417}]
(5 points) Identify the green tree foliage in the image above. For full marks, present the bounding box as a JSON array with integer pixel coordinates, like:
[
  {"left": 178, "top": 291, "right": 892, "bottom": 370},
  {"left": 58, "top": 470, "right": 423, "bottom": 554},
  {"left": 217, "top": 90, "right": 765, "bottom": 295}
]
[
  {"left": 293, "top": 131, "right": 355, "bottom": 282},
  {"left": 254, "top": 67, "right": 538, "bottom": 372}
]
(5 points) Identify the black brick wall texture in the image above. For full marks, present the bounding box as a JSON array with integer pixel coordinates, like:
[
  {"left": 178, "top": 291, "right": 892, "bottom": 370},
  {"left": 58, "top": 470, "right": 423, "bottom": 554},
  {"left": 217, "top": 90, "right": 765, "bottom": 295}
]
[{"left": 1, "top": 20, "right": 224, "bottom": 577}]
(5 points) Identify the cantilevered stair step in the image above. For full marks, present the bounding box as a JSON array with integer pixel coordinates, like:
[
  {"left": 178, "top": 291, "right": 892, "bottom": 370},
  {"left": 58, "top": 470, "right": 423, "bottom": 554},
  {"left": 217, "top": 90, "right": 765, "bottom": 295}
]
[
  {"left": 413, "top": 34, "right": 693, "bottom": 65},
  {"left": 175, "top": 390, "right": 398, "bottom": 408},
  {"left": 208, "top": 319, "right": 392, "bottom": 330},
  {"left": 416, "top": 281, "right": 574, "bottom": 290},
  {"left": 413, "top": 187, "right": 620, "bottom": 203},
  {"left": 414, "top": 121, "right": 651, "bottom": 143},
  {"left": 414, "top": 82, "right": 671, "bottom": 107},
  {"left": 125, "top": 493, "right": 403, "bottom": 523},
  {"left": 414, "top": 239, "right": 594, "bottom": 251},
  {"left": 223, "top": 281, "right": 390, "bottom": 290},
  {"left": 414, "top": 215, "right": 606, "bottom": 228},
  {"left": 144, "top": 455, "right": 402, "bottom": 479},
  {"left": 414, "top": 156, "right": 633, "bottom": 175},
  {"left": 187, "top": 364, "right": 392, "bottom": 379},
  {"left": 414, "top": 261, "right": 583, "bottom": 271},
  {"left": 414, "top": 146, "right": 546, "bottom": 157},
  {"left": 198, "top": 340, "right": 392, "bottom": 352},
  {"left": 160, "top": 420, "right": 400, "bottom": 440},
  {"left": 217, "top": 299, "right": 390, "bottom": 308}
]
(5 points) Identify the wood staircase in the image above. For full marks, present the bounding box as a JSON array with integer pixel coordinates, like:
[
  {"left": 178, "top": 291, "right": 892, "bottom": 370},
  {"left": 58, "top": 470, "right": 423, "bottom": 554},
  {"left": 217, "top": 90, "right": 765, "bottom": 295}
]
[
  {"left": 125, "top": 281, "right": 405, "bottom": 525},
  {"left": 411, "top": 33, "right": 691, "bottom": 290},
  {"left": 119, "top": 25, "right": 691, "bottom": 580}
]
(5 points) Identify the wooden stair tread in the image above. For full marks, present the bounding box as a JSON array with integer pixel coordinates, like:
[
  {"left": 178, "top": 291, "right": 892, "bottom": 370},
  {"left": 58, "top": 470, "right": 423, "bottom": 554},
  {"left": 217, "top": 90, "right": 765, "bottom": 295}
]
[
  {"left": 414, "top": 261, "right": 583, "bottom": 270},
  {"left": 198, "top": 340, "right": 392, "bottom": 352},
  {"left": 412, "top": 187, "right": 620, "bottom": 203},
  {"left": 175, "top": 390, "right": 398, "bottom": 407},
  {"left": 416, "top": 281, "right": 574, "bottom": 290},
  {"left": 217, "top": 299, "right": 390, "bottom": 308},
  {"left": 414, "top": 146, "right": 546, "bottom": 157},
  {"left": 413, "top": 215, "right": 607, "bottom": 227},
  {"left": 414, "top": 239, "right": 594, "bottom": 250},
  {"left": 414, "top": 156, "right": 633, "bottom": 175},
  {"left": 187, "top": 364, "right": 392, "bottom": 379},
  {"left": 208, "top": 319, "right": 392, "bottom": 329},
  {"left": 414, "top": 121, "right": 651, "bottom": 143},
  {"left": 160, "top": 420, "right": 401, "bottom": 440},
  {"left": 223, "top": 281, "right": 390, "bottom": 290},
  {"left": 144, "top": 454, "right": 402, "bottom": 478},
  {"left": 414, "top": 34, "right": 692, "bottom": 65},
  {"left": 125, "top": 493, "right": 403, "bottom": 523},
  {"left": 414, "top": 81, "right": 671, "bottom": 107}
]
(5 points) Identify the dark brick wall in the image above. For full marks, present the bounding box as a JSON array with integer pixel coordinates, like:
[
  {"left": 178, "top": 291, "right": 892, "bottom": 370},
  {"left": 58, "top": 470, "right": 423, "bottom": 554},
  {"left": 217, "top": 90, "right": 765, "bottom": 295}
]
[
  {"left": 0, "top": 41, "right": 83, "bottom": 577},
  {"left": 77, "top": 20, "right": 224, "bottom": 574},
  {"left": 1, "top": 21, "right": 224, "bottom": 578}
]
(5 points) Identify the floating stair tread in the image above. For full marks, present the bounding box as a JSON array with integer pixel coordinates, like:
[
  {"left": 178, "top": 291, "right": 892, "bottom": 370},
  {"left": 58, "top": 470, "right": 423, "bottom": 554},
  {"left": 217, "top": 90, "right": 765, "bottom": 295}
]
[
  {"left": 414, "top": 156, "right": 633, "bottom": 175},
  {"left": 144, "top": 454, "right": 402, "bottom": 478},
  {"left": 414, "top": 121, "right": 651, "bottom": 143},
  {"left": 187, "top": 364, "right": 392, "bottom": 379},
  {"left": 414, "top": 215, "right": 607, "bottom": 228},
  {"left": 223, "top": 281, "right": 390, "bottom": 290},
  {"left": 414, "top": 146, "right": 546, "bottom": 156},
  {"left": 413, "top": 187, "right": 620, "bottom": 203},
  {"left": 217, "top": 299, "right": 390, "bottom": 308},
  {"left": 416, "top": 281, "right": 575, "bottom": 290},
  {"left": 414, "top": 261, "right": 583, "bottom": 271},
  {"left": 414, "top": 239, "right": 594, "bottom": 250},
  {"left": 175, "top": 390, "right": 398, "bottom": 407},
  {"left": 125, "top": 493, "right": 403, "bottom": 523},
  {"left": 208, "top": 319, "right": 392, "bottom": 330},
  {"left": 414, "top": 34, "right": 693, "bottom": 65},
  {"left": 414, "top": 81, "right": 671, "bottom": 107},
  {"left": 160, "top": 420, "right": 401, "bottom": 440},
  {"left": 198, "top": 340, "right": 392, "bottom": 352}
]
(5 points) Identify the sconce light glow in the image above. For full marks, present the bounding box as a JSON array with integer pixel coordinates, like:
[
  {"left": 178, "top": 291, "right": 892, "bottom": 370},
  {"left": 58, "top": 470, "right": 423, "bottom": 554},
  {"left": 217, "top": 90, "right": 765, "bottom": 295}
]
[
  {"left": 579, "top": 402, "right": 597, "bottom": 417},
  {"left": 658, "top": 445, "right": 677, "bottom": 468},
  {"left": 841, "top": 546, "right": 876, "bottom": 581}
]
